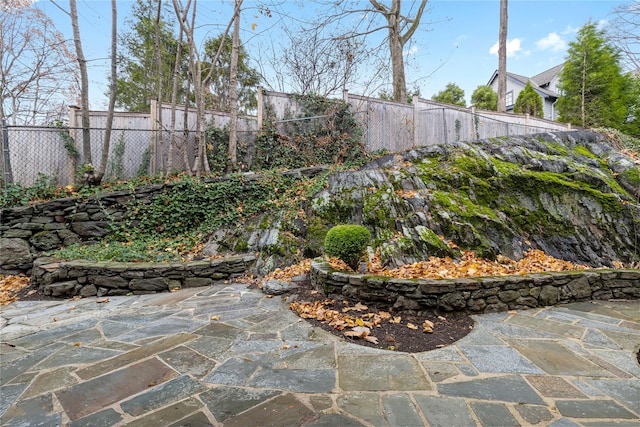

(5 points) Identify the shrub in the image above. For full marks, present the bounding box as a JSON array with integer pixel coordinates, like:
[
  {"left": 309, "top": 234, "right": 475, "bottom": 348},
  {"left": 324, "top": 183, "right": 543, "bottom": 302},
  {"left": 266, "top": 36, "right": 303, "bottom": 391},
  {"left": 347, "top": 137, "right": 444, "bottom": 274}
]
[{"left": 324, "top": 224, "right": 371, "bottom": 270}]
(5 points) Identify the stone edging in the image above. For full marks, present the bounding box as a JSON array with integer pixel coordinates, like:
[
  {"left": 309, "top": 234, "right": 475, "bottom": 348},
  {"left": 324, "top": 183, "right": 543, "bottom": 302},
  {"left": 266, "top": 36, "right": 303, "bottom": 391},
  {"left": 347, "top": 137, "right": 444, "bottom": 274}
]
[
  {"left": 311, "top": 260, "right": 640, "bottom": 313},
  {"left": 31, "top": 255, "right": 256, "bottom": 298}
]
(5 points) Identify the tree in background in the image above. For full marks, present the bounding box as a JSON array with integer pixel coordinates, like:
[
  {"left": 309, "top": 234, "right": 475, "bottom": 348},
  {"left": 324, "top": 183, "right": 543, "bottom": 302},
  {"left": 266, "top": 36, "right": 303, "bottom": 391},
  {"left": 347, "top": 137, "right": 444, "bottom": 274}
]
[
  {"left": 116, "top": 0, "right": 188, "bottom": 112},
  {"left": 431, "top": 83, "right": 465, "bottom": 107},
  {"left": 607, "top": 2, "right": 639, "bottom": 72},
  {"left": 558, "top": 22, "right": 629, "bottom": 130},
  {"left": 471, "top": 85, "right": 497, "bottom": 111},
  {"left": 0, "top": 0, "right": 77, "bottom": 125},
  {"left": 513, "top": 81, "right": 543, "bottom": 117},
  {"left": 202, "top": 34, "right": 260, "bottom": 114}
]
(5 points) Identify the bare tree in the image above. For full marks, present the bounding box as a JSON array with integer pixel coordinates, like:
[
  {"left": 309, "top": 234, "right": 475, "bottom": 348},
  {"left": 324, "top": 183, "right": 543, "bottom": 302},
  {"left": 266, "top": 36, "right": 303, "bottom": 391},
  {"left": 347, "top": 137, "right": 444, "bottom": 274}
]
[
  {"left": 608, "top": 2, "right": 639, "bottom": 72},
  {"left": 497, "top": 0, "right": 508, "bottom": 113},
  {"left": 0, "top": 1, "right": 77, "bottom": 125},
  {"left": 227, "top": 0, "right": 241, "bottom": 170},
  {"left": 96, "top": 0, "right": 118, "bottom": 183},
  {"left": 68, "top": 0, "right": 92, "bottom": 167},
  {"left": 299, "top": 0, "right": 428, "bottom": 103},
  {"left": 369, "top": 0, "right": 428, "bottom": 103},
  {"left": 278, "top": 26, "right": 364, "bottom": 97}
]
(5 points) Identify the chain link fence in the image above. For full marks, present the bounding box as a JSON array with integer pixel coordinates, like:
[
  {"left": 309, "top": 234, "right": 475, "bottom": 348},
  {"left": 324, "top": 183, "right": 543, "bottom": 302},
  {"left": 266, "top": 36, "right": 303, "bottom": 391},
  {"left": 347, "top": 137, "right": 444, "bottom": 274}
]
[{"left": 0, "top": 122, "right": 252, "bottom": 187}]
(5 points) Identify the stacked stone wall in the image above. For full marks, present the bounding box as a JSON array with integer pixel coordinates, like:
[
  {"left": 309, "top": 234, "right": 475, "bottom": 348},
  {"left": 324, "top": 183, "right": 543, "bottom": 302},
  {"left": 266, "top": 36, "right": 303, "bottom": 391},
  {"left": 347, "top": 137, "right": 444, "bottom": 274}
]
[
  {"left": 311, "top": 260, "right": 640, "bottom": 314},
  {"left": 0, "top": 166, "right": 326, "bottom": 275},
  {"left": 31, "top": 255, "right": 255, "bottom": 298}
]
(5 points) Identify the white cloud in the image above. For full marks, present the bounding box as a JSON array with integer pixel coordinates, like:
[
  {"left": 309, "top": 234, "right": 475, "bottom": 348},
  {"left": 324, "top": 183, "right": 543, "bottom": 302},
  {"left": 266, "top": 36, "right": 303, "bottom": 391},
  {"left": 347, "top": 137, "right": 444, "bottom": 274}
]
[
  {"left": 536, "top": 32, "right": 566, "bottom": 52},
  {"left": 404, "top": 45, "right": 419, "bottom": 56},
  {"left": 489, "top": 38, "right": 528, "bottom": 58},
  {"left": 596, "top": 19, "right": 608, "bottom": 30}
]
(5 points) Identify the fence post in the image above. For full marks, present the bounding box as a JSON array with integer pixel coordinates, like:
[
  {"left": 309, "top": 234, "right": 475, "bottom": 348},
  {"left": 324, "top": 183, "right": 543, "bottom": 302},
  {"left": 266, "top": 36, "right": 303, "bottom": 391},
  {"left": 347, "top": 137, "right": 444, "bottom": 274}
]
[
  {"left": 413, "top": 100, "right": 419, "bottom": 147},
  {"left": 1, "top": 118, "right": 13, "bottom": 187},
  {"left": 149, "top": 98, "right": 157, "bottom": 174},
  {"left": 442, "top": 108, "right": 447, "bottom": 144},
  {"left": 257, "top": 86, "right": 263, "bottom": 129}
]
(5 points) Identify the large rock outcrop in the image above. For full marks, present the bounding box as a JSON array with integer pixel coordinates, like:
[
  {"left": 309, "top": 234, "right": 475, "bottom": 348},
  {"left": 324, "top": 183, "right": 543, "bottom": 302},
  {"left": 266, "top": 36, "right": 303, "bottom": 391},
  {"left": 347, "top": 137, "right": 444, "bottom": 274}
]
[{"left": 309, "top": 131, "right": 639, "bottom": 267}]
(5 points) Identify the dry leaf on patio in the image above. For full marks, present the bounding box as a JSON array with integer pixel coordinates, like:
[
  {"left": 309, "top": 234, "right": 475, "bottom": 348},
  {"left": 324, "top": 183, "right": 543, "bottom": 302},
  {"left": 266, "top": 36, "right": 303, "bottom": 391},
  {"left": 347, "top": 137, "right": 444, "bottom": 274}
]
[
  {"left": 96, "top": 298, "right": 110, "bottom": 304},
  {"left": 344, "top": 326, "right": 379, "bottom": 344},
  {"left": 423, "top": 320, "right": 434, "bottom": 333},
  {"left": 210, "top": 315, "right": 220, "bottom": 321}
]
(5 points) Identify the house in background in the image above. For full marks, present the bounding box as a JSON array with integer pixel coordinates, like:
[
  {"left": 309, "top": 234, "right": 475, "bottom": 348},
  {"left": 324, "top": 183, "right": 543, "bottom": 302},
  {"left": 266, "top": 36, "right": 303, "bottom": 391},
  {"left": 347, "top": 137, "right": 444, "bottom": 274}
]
[{"left": 487, "top": 63, "right": 563, "bottom": 120}]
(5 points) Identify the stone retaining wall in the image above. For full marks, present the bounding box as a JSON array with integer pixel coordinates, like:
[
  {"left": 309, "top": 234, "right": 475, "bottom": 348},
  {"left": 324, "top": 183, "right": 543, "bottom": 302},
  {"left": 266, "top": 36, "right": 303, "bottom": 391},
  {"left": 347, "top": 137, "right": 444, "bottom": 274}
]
[
  {"left": 31, "top": 255, "right": 256, "bottom": 298},
  {"left": 0, "top": 166, "right": 326, "bottom": 275},
  {"left": 311, "top": 260, "right": 640, "bottom": 314}
]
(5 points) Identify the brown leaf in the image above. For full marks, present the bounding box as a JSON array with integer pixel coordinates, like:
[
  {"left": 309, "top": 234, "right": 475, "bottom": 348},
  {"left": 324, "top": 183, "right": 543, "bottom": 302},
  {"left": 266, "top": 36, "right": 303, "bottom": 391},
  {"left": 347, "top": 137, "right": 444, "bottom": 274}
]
[
  {"left": 407, "top": 323, "right": 418, "bottom": 330},
  {"left": 96, "top": 298, "right": 110, "bottom": 304}
]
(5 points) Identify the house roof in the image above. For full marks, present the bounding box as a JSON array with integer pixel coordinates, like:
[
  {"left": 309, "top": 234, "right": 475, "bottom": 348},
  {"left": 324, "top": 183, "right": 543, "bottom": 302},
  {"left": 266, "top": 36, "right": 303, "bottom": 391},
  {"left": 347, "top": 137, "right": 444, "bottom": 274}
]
[
  {"left": 531, "top": 63, "right": 564, "bottom": 87},
  {"left": 487, "top": 64, "right": 563, "bottom": 100}
]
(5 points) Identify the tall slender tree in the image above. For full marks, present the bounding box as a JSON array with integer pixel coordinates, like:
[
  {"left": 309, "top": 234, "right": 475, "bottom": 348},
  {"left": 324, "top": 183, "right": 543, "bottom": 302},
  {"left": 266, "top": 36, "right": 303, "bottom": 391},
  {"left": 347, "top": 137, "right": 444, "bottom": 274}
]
[
  {"left": 96, "top": 0, "right": 118, "bottom": 183},
  {"left": 497, "top": 0, "right": 508, "bottom": 112},
  {"left": 227, "top": 0, "right": 241, "bottom": 170},
  {"left": 68, "top": 0, "right": 92, "bottom": 166}
]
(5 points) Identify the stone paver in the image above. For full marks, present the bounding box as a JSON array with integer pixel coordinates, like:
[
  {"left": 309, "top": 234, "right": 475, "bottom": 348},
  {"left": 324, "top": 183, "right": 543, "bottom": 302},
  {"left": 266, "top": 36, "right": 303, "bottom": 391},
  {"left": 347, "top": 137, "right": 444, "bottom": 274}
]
[{"left": 1, "top": 285, "right": 639, "bottom": 426}]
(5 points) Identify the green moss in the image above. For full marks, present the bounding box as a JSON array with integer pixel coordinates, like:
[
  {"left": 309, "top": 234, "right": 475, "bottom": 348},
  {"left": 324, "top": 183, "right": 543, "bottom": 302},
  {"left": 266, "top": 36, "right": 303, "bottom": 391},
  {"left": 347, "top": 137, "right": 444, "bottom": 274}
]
[
  {"left": 538, "top": 138, "right": 569, "bottom": 156},
  {"left": 362, "top": 186, "right": 397, "bottom": 230},
  {"left": 235, "top": 240, "right": 249, "bottom": 251},
  {"left": 574, "top": 145, "right": 597, "bottom": 159},
  {"left": 621, "top": 168, "right": 640, "bottom": 188}
]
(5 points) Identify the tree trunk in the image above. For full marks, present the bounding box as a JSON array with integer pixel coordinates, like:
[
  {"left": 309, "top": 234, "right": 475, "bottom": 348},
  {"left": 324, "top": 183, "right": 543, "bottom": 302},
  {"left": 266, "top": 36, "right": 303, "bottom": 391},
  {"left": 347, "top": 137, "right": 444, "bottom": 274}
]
[
  {"left": 370, "top": 0, "right": 427, "bottom": 103},
  {"left": 97, "top": 0, "right": 118, "bottom": 183},
  {"left": 69, "top": 0, "right": 92, "bottom": 167},
  {"left": 154, "top": 0, "right": 164, "bottom": 174},
  {"left": 227, "top": 0, "right": 242, "bottom": 171},
  {"left": 497, "top": 0, "right": 508, "bottom": 113},
  {"left": 389, "top": 18, "right": 406, "bottom": 103}
]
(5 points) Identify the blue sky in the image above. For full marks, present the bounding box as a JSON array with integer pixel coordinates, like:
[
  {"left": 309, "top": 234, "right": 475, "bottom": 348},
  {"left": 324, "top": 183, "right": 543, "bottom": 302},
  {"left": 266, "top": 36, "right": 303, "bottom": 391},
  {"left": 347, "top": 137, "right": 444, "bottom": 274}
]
[{"left": 34, "top": 0, "right": 631, "bottom": 109}]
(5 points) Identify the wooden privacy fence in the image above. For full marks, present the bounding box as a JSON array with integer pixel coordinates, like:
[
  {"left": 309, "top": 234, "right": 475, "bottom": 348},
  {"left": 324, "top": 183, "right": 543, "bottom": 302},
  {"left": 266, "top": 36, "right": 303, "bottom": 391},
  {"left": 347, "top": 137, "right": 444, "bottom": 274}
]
[{"left": 2, "top": 89, "right": 571, "bottom": 187}]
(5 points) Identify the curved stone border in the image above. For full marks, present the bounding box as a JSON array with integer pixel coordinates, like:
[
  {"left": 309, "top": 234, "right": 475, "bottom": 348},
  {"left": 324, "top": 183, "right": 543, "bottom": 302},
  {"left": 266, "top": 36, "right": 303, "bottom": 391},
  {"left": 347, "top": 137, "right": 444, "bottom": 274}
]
[
  {"left": 311, "top": 260, "right": 640, "bottom": 313},
  {"left": 31, "top": 255, "right": 256, "bottom": 298}
]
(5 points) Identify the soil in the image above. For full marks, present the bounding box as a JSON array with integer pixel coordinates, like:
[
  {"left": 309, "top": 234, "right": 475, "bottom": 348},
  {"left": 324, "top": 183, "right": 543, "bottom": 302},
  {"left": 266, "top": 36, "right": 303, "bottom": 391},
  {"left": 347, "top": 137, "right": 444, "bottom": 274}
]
[{"left": 286, "top": 280, "right": 475, "bottom": 353}]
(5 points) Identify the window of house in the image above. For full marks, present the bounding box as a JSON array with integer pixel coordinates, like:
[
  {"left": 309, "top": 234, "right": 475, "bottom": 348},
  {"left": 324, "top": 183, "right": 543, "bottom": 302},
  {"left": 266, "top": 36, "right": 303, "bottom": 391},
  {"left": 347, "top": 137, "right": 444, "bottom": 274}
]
[{"left": 506, "top": 91, "right": 514, "bottom": 107}]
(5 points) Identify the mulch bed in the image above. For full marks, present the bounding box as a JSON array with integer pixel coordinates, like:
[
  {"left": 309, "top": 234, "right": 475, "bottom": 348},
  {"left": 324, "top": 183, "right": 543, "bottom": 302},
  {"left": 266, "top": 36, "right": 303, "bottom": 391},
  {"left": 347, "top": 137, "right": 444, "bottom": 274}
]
[{"left": 286, "top": 280, "right": 475, "bottom": 353}]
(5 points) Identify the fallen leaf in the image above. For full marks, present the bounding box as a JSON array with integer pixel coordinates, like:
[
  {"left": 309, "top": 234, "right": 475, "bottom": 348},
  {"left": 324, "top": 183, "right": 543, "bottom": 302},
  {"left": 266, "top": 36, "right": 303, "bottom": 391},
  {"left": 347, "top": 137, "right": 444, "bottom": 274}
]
[
  {"left": 73, "top": 342, "right": 81, "bottom": 346},
  {"left": 437, "top": 315, "right": 446, "bottom": 321},
  {"left": 508, "top": 310, "right": 517, "bottom": 315},
  {"left": 407, "top": 323, "right": 418, "bottom": 330},
  {"left": 210, "top": 315, "right": 220, "bottom": 321},
  {"left": 281, "top": 344, "right": 291, "bottom": 350},
  {"left": 390, "top": 316, "right": 402, "bottom": 324},
  {"left": 423, "top": 320, "right": 434, "bottom": 333},
  {"left": 96, "top": 298, "right": 110, "bottom": 304}
]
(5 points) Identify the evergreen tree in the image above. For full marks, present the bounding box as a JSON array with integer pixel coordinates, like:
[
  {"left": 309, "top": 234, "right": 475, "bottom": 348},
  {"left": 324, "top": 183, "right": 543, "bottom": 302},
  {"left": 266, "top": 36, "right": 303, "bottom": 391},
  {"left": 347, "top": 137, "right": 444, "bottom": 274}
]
[
  {"left": 514, "top": 81, "right": 543, "bottom": 117},
  {"left": 202, "top": 34, "right": 260, "bottom": 114},
  {"left": 557, "top": 22, "right": 628, "bottom": 129},
  {"left": 432, "top": 83, "right": 466, "bottom": 107},
  {"left": 471, "top": 85, "right": 498, "bottom": 111},
  {"left": 115, "top": 0, "right": 188, "bottom": 112}
]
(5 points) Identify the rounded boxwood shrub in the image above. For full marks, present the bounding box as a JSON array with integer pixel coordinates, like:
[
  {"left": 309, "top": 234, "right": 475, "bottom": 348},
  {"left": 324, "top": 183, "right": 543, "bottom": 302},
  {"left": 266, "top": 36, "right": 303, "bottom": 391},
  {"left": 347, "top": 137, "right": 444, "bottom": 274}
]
[{"left": 324, "top": 224, "right": 371, "bottom": 271}]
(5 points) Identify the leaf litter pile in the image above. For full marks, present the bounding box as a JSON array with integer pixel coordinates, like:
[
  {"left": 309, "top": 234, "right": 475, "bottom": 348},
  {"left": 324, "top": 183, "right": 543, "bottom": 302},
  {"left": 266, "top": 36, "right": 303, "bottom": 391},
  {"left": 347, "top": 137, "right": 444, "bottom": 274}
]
[{"left": 273, "top": 248, "right": 595, "bottom": 353}]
